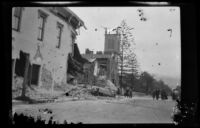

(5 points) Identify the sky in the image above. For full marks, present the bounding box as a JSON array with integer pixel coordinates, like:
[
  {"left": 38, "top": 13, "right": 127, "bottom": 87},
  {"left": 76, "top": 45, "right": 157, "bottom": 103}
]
[{"left": 69, "top": 7, "right": 181, "bottom": 80}]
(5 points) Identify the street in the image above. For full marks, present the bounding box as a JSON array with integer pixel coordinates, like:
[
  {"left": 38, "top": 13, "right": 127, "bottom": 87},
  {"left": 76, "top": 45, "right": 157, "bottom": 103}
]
[{"left": 13, "top": 96, "right": 176, "bottom": 124}]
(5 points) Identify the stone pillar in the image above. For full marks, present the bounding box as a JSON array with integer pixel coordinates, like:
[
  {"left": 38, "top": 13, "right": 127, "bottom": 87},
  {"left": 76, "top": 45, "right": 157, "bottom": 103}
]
[
  {"left": 12, "top": 59, "right": 16, "bottom": 87},
  {"left": 37, "top": 64, "right": 42, "bottom": 87},
  {"left": 21, "top": 54, "right": 30, "bottom": 97}
]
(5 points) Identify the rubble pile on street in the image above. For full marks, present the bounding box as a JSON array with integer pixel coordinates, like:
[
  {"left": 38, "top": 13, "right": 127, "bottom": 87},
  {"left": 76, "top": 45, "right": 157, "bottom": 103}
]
[
  {"left": 12, "top": 75, "right": 118, "bottom": 102},
  {"left": 12, "top": 76, "right": 41, "bottom": 99},
  {"left": 12, "top": 78, "right": 63, "bottom": 102},
  {"left": 92, "top": 76, "right": 118, "bottom": 97},
  {"left": 95, "top": 76, "right": 107, "bottom": 87},
  {"left": 12, "top": 76, "right": 23, "bottom": 98},
  {"left": 65, "top": 84, "right": 97, "bottom": 100},
  {"left": 64, "top": 79, "right": 117, "bottom": 99}
]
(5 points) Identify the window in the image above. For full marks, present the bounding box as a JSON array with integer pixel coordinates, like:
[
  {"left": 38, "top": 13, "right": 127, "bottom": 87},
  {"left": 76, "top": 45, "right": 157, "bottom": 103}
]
[
  {"left": 12, "top": 7, "right": 23, "bottom": 31},
  {"left": 38, "top": 10, "right": 48, "bottom": 41},
  {"left": 56, "top": 22, "right": 63, "bottom": 48}
]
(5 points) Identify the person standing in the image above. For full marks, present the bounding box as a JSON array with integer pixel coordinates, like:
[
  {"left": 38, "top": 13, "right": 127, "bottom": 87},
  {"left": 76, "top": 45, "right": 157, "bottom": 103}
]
[
  {"left": 152, "top": 90, "right": 156, "bottom": 100},
  {"left": 161, "top": 89, "right": 166, "bottom": 100},
  {"left": 155, "top": 89, "right": 160, "bottom": 100}
]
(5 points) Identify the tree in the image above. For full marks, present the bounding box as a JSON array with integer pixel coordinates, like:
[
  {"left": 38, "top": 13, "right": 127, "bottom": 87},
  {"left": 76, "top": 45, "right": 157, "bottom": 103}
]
[
  {"left": 126, "top": 51, "right": 140, "bottom": 78},
  {"left": 139, "top": 71, "right": 155, "bottom": 95},
  {"left": 156, "top": 80, "right": 172, "bottom": 95},
  {"left": 117, "top": 20, "right": 139, "bottom": 89}
]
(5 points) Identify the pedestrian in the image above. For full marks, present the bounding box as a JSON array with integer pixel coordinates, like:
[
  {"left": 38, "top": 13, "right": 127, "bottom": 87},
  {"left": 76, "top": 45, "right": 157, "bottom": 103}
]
[
  {"left": 155, "top": 89, "right": 160, "bottom": 100},
  {"left": 152, "top": 90, "right": 156, "bottom": 100},
  {"left": 128, "top": 89, "right": 131, "bottom": 98},
  {"left": 129, "top": 89, "right": 132, "bottom": 98},
  {"left": 161, "top": 89, "right": 168, "bottom": 100}
]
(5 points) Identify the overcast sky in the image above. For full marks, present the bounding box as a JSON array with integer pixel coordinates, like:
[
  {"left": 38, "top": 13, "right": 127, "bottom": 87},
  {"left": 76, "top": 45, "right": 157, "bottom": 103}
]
[{"left": 69, "top": 7, "right": 181, "bottom": 79}]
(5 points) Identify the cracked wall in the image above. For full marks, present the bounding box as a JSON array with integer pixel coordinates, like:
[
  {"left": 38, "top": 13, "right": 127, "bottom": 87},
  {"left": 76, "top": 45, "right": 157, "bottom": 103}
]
[
  {"left": 40, "top": 65, "right": 53, "bottom": 90},
  {"left": 12, "top": 7, "right": 74, "bottom": 90}
]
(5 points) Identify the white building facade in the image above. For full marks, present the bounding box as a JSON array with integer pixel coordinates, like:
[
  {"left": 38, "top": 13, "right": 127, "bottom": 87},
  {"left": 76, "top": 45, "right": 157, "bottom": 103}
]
[{"left": 12, "top": 7, "right": 85, "bottom": 90}]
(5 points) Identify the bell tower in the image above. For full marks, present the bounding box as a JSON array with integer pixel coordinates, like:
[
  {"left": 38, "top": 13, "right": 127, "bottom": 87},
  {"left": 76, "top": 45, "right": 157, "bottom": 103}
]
[{"left": 104, "top": 30, "right": 121, "bottom": 55}]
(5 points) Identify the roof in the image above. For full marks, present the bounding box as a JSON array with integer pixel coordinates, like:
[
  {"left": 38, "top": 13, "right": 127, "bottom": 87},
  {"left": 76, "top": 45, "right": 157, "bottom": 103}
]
[
  {"left": 48, "top": 7, "right": 86, "bottom": 30},
  {"left": 82, "top": 54, "right": 112, "bottom": 60},
  {"left": 65, "top": 8, "right": 87, "bottom": 29}
]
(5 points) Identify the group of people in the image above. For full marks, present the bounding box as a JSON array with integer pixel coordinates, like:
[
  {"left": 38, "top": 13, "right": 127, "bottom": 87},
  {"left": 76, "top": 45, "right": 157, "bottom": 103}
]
[
  {"left": 124, "top": 89, "right": 133, "bottom": 98},
  {"left": 152, "top": 89, "right": 168, "bottom": 100},
  {"left": 117, "top": 88, "right": 133, "bottom": 98}
]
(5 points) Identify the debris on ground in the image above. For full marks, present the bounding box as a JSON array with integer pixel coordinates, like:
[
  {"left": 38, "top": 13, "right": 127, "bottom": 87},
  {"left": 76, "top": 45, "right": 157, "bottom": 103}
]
[
  {"left": 12, "top": 75, "right": 67, "bottom": 103},
  {"left": 64, "top": 78, "right": 118, "bottom": 99},
  {"left": 12, "top": 76, "right": 23, "bottom": 98},
  {"left": 92, "top": 77, "right": 117, "bottom": 97},
  {"left": 12, "top": 74, "right": 118, "bottom": 103},
  {"left": 64, "top": 84, "right": 97, "bottom": 100}
]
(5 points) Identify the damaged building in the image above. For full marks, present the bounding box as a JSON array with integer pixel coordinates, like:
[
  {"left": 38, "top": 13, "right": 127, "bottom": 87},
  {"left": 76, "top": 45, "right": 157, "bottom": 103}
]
[
  {"left": 81, "top": 29, "right": 120, "bottom": 88},
  {"left": 67, "top": 43, "right": 89, "bottom": 84},
  {"left": 12, "top": 7, "right": 86, "bottom": 92}
]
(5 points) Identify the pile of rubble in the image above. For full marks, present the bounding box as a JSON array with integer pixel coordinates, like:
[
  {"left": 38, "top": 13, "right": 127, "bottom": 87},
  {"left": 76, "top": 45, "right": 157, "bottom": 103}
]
[
  {"left": 12, "top": 76, "right": 24, "bottom": 98},
  {"left": 12, "top": 76, "right": 64, "bottom": 103},
  {"left": 64, "top": 75, "right": 117, "bottom": 98},
  {"left": 12, "top": 75, "right": 118, "bottom": 103},
  {"left": 64, "top": 77, "right": 118, "bottom": 100},
  {"left": 64, "top": 84, "right": 97, "bottom": 100},
  {"left": 91, "top": 76, "right": 118, "bottom": 97}
]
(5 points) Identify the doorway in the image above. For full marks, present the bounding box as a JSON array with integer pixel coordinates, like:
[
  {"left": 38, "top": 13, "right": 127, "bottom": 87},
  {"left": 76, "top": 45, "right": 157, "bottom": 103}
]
[{"left": 31, "top": 64, "right": 41, "bottom": 86}]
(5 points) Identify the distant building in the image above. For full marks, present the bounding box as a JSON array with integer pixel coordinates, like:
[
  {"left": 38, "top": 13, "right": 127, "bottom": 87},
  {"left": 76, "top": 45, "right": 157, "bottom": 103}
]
[
  {"left": 12, "top": 7, "right": 85, "bottom": 90},
  {"left": 104, "top": 31, "right": 121, "bottom": 55},
  {"left": 81, "top": 30, "right": 120, "bottom": 87}
]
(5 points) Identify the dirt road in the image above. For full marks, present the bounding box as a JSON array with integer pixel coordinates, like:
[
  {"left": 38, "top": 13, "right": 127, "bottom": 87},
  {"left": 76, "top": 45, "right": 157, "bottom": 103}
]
[{"left": 13, "top": 96, "right": 176, "bottom": 124}]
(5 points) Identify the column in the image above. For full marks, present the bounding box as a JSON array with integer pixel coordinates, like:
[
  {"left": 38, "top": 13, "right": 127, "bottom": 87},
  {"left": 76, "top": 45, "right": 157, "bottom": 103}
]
[
  {"left": 12, "top": 59, "right": 16, "bottom": 87},
  {"left": 21, "top": 54, "right": 30, "bottom": 97}
]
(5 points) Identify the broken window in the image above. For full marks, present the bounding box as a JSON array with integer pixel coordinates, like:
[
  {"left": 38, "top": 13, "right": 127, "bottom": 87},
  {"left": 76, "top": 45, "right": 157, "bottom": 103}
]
[
  {"left": 56, "top": 22, "right": 63, "bottom": 48},
  {"left": 12, "top": 7, "right": 23, "bottom": 31},
  {"left": 38, "top": 10, "right": 48, "bottom": 41}
]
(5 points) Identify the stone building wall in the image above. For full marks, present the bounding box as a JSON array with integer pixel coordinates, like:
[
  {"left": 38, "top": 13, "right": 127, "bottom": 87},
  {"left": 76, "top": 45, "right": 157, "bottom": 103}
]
[{"left": 12, "top": 7, "right": 77, "bottom": 90}]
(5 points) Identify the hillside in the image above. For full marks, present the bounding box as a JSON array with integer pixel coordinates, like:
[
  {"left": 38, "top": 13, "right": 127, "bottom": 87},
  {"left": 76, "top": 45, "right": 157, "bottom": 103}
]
[{"left": 154, "top": 75, "right": 181, "bottom": 89}]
